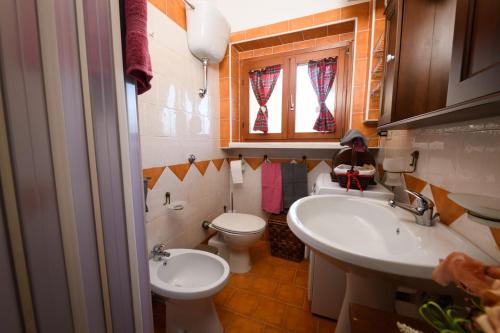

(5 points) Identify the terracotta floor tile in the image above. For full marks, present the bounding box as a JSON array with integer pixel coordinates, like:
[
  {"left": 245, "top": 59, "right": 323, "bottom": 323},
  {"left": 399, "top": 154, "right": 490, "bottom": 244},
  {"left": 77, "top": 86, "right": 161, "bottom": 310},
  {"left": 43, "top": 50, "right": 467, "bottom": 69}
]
[
  {"left": 225, "top": 314, "right": 265, "bottom": 333},
  {"left": 226, "top": 289, "right": 260, "bottom": 316},
  {"left": 266, "top": 255, "right": 306, "bottom": 270},
  {"left": 251, "top": 261, "right": 275, "bottom": 277},
  {"left": 263, "top": 326, "right": 287, "bottom": 333},
  {"left": 214, "top": 285, "right": 236, "bottom": 306},
  {"left": 254, "top": 297, "right": 287, "bottom": 326},
  {"left": 269, "top": 266, "right": 297, "bottom": 282},
  {"left": 303, "top": 300, "right": 312, "bottom": 312},
  {"left": 250, "top": 276, "right": 279, "bottom": 296},
  {"left": 294, "top": 269, "right": 308, "bottom": 288},
  {"left": 299, "top": 260, "right": 309, "bottom": 271},
  {"left": 228, "top": 273, "right": 255, "bottom": 290},
  {"left": 217, "top": 308, "right": 237, "bottom": 329},
  {"left": 285, "top": 306, "right": 319, "bottom": 333},
  {"left": 276, "top": 284, "right": 306, "bottom": 306},
  {"left": 318, "top": 317, "right": 337, "bottom": 333}
]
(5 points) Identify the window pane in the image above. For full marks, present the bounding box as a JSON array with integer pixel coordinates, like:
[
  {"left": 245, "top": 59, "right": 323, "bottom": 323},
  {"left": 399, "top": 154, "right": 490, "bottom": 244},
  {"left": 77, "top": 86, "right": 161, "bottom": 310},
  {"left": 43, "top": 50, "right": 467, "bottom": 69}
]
[
  {"left": 295, "top": 64, "right": 335, "bottom": 133},
  {"left": 249, "top": 69, "right": 283, "bottom": 134}
]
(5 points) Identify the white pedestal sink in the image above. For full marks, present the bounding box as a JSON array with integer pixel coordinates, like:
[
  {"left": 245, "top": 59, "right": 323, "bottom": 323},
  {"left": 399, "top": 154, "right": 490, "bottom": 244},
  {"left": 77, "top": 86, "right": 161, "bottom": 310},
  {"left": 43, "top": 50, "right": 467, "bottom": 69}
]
[{"left": 287, "top": 195, "right": 497, "bottom": 333}]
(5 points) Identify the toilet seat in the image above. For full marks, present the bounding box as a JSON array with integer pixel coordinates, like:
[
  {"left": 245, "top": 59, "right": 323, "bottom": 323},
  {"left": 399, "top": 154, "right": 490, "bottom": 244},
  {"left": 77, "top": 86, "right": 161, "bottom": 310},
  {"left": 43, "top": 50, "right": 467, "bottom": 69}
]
[{"left": 211, "top": 213, "right": 266, "bottom": 235}]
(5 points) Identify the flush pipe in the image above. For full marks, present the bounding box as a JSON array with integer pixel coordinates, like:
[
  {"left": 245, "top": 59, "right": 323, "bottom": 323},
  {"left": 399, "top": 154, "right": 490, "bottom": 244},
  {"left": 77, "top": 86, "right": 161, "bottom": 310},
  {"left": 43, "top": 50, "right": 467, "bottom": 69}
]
[{"left": 198, "top": 57, "right": 209, "bottom": 98}]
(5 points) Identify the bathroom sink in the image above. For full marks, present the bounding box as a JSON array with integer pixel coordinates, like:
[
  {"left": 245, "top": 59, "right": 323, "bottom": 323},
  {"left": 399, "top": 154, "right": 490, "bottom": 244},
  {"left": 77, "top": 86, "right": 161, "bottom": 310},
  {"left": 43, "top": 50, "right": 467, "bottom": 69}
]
[
  {"left": 149, "top": 249, "right": 230, "bottom": 300},
  {"left": 288, "top": 195, "right": 496, "bottom": 280},
  {"left": 289, "top": 195, "right": 498, "bottom": 332}
]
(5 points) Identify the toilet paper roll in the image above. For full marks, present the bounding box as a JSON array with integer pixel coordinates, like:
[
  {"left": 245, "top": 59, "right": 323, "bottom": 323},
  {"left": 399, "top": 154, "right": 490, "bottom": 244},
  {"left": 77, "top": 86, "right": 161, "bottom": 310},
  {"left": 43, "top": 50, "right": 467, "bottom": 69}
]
[
  {"left": 230, "top": 160, "right": 244, "bottom": 184},
  {"left": 383, "top": 157, "right": 406, "bottom": 172}
]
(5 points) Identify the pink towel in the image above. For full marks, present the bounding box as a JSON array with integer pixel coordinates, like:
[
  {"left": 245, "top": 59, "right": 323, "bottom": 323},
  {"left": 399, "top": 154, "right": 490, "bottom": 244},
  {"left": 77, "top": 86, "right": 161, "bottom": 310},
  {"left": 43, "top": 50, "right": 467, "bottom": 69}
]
[
  {"left": 261, "top": 163, "right": 283, "bottom": 214},
  {"left": 125, "top": 0, "right": 153, "bottom": 94}
]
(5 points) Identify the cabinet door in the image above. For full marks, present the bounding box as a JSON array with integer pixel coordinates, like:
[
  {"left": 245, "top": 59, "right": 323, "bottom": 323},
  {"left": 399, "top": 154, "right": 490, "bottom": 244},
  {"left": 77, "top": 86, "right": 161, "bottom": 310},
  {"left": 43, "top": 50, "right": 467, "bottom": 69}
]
[
  {"left": 447, "top": 0, "right": 500, "bottom": 106},
  {"left": 379, "top": 0, "right": 403, "bottom": 125}
]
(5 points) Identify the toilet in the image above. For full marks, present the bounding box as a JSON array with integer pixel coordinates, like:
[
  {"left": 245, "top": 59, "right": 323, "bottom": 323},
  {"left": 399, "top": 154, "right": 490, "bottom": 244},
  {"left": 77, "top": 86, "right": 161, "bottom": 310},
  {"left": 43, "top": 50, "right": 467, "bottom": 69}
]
[{"left": 208, "top": 213, "right": 266, "bottom": 273}]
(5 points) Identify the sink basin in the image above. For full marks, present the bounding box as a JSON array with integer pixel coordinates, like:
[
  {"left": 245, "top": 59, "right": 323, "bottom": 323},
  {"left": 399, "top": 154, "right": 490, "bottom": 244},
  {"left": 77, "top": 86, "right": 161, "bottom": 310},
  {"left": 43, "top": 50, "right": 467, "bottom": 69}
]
[
  {"left": 288, "top": 195, "right": 496, "bottom": 279},
  {"left": 149, "top": 249, "right": 230, "bottom": 333},
  {"left": 288, "top": 195, "right": 497, "bottom": 333},
  {"left": 149, "top": 249, "right": 229, "bottom": 300}
]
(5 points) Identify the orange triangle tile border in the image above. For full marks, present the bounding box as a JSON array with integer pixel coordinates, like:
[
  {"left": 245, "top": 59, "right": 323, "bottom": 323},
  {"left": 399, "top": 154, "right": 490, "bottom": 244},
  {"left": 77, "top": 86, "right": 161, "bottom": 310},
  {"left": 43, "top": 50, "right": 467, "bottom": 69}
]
[
  {"left": 168, "top": 163, "right": 191, "bottom": 182},
  {"left": 404, "top": 174, "right": 428, "bottom": 204},
  {"left": 403, "top": 174, "right": 428, "bottom": 193},
  {"left": 305, "top": 160, "right": 322, "bottom": 172},
  {"left": 324, "top": 160, "right": 333, "bottom": 168},
  {"left": 430, "top": 184, "right": 465, "bottom": 226},
  {"left": 489, "top": 228, "right": 500, "bottom": 250},
  {"left": 244, "top": 157, "right": 263, "bottom": 170},
  {"left": 212, "top": 158, "right": 225, "bottom": 171},
  {"left": 194, "top": 160, "right": 210, "bottom": 175},
  {"left": 143, "top": 166, "right": 166, "bottom": 189}
]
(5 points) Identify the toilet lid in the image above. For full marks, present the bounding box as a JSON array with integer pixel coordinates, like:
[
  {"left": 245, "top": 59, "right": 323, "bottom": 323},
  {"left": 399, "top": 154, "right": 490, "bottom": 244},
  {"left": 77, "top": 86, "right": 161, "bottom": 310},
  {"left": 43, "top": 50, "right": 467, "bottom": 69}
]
[{"left": 212, "top": 213, "right": 266, "bottom": 234}]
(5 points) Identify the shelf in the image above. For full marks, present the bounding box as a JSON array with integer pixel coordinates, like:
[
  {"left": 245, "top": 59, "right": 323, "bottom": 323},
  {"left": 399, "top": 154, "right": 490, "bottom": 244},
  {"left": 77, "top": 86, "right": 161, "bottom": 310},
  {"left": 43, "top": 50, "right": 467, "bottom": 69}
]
[
  {"left": 224, "top": 142, "right": 360, "bottom": 149},
  {"left": 363, "top": 119, "right": 379, "bottom": 125},
  {"left": 225, "top": 142, "right": 381, "bottom": 149},
  {"left": 373, "top": 33, "right": 385, "bottom": 55},
  {"left": 371, "top": 59, "right": 384, "bottom": 79},
  {"left": 370, "top": 82, "right": 381, "bottom": 96},
  {"left": 378, "top": 93, "right": 500, "bottom": 130}
]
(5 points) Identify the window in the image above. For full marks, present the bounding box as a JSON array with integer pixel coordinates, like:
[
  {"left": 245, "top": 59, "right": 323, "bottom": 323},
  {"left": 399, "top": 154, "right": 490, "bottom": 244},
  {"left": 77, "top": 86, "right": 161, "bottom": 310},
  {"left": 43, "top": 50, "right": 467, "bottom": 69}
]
[{"left": 240, "top": 45, "right": 351, "bottom": 141}]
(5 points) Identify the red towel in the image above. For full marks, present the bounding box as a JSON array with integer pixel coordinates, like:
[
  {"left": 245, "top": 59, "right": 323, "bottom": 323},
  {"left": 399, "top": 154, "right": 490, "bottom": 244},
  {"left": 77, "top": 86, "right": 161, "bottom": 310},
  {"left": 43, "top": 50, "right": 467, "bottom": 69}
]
[
  {"left": 261, "top": 163, "right": 283, "bottom": 214},
  {"left": 125, "top": 0, "right": 153, "bottom": 94}
]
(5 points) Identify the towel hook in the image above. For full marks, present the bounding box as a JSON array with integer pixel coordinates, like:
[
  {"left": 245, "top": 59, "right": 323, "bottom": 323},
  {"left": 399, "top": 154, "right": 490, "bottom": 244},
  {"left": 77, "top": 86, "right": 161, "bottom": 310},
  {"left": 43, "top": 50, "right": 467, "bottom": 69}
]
[
  {"left": 302, "top": 155, "right": 307, "bottom": 163},
  {"left": 163, "top": 192, "right": 171, "bottom": 206},
  {"left": 238, "top": 154, "right": 243, "bottom": 160}
]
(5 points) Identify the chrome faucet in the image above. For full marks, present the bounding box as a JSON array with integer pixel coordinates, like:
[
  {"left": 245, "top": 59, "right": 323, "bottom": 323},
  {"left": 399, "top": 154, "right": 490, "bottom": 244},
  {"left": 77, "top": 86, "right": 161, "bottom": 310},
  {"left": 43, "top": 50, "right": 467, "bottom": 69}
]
[
  {"left": 151, "top": 243, "right": 171, "bottom": 262},
  {"left": 389, "top": 189, "right": 439, "bottom": 227}
]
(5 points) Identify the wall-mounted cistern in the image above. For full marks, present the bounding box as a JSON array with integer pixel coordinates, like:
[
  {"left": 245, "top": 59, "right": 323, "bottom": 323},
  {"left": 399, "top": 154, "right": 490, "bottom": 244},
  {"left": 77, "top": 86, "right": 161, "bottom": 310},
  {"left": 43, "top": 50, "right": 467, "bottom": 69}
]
[{"left": 185, "top": 0, "right": 230, "bottom": 98}]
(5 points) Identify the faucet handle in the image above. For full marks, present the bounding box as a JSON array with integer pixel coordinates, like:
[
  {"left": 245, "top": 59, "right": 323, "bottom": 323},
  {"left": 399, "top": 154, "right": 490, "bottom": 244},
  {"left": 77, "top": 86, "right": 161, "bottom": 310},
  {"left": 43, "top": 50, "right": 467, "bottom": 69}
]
[
  {"left": 152, "top": 243, "right": 167, "bottom": 255},
  {"left": 404, "top": 189, "right": 434, "bottom": 210}
]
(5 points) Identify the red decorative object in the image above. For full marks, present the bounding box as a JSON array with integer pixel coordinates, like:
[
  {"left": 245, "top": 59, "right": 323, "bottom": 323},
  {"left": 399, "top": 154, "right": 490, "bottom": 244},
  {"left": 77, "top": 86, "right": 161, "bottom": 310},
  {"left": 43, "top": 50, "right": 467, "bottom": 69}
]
[
  {"left": 308, "top": 57, "right": 337, "bottom": 132},
  {"left": 124, "top": 0, "right": 153, "bottom": 94},
  {"left": 350, "top": 137, "right": 368, "bottom": 152},
  {"left": 249, "top": 64, "right": 282, "bottom": 133},
  {"left": 346, "top": 170, "right": 363, "bottom": 192}
]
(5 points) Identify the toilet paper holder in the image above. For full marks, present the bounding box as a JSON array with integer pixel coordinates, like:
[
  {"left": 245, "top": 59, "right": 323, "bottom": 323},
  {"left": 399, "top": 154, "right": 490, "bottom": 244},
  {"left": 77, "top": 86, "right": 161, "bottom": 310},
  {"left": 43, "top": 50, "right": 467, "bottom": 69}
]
[{"left": 385, "top": 151, "right": 419, "bottom": 174}]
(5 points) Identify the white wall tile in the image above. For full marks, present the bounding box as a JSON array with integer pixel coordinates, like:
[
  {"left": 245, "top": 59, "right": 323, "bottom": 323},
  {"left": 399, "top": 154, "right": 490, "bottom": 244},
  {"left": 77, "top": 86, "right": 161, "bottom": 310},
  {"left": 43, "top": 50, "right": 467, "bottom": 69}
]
[
  {"left": 379, "top": 116, "right": 500, "bottom": 258},
  {"left": 140, "top": 3, "right": 228, "bottom": 251}
]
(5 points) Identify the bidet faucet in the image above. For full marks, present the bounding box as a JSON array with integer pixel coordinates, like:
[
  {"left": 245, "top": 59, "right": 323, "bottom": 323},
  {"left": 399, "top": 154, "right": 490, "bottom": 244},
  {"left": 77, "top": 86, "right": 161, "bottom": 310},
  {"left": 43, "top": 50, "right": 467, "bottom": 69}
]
[
  {"left": 152, "top": 243, "right": 171, "bottom": 261},
  {"left": 389, "top": 189, "right": 439, "bottom": 227}
]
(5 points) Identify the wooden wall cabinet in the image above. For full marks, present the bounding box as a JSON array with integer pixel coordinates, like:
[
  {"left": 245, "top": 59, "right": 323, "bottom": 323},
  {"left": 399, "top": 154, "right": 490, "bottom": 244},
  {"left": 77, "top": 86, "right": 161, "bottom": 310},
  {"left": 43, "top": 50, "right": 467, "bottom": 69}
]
[
  {"left": 379, "top": 0, "right": 455, "bottom": 126},
  {"left": 379, "top": 0, "right": 500, "bottom": 129},
  {"left": 447, "top": 0, "right": 500, "bottom": 106},
  {"left": 378, "top": 0, "right": 402, "bottom": 126}
]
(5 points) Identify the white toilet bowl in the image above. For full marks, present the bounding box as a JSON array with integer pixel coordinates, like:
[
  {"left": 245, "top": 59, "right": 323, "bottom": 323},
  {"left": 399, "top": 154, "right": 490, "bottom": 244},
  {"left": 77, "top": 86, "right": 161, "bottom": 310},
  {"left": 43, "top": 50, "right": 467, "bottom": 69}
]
[
  {"left": 149, "top": 249, "right": 230, "bottom": 333},
  {"left": 209, "top": 213, "right": 266, "bottom": 273}
]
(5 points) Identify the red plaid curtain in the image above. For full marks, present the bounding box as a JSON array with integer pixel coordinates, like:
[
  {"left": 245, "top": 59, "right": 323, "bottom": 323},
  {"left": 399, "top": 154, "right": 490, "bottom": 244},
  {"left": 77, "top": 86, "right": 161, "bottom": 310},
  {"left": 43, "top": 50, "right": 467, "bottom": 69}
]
[
  {"left": 249, "top": 64, "right": 282, "bottom": 133},
  {"left": 308, "top": 57, "right": 337, "bottom": 132}
]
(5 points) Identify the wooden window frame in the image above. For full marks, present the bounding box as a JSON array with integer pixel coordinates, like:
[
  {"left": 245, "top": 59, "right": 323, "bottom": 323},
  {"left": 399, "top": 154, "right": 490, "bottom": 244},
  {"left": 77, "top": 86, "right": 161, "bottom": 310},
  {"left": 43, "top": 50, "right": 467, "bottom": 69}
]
[{"left": 239, "top": 43, "right": 352, "bottom": 142}]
